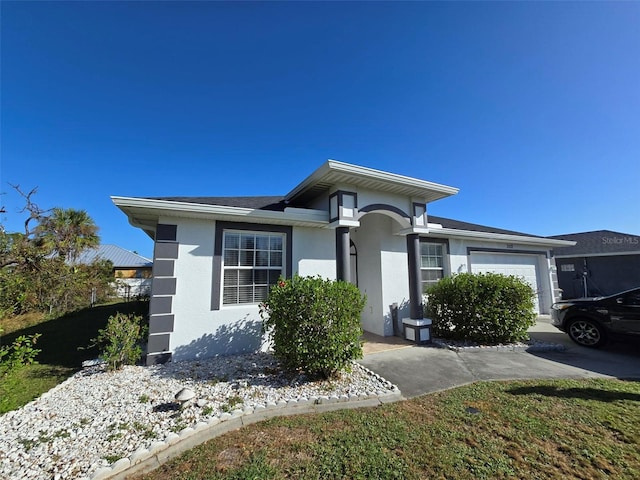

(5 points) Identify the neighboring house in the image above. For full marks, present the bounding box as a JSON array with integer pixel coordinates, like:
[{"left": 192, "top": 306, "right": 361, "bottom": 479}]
[
  {"left": 76, "top": 244, "right": 153, "bottom": 298},
  {"left": 112, "top": 160, "right": 573, "bottom": 364},
  {"left": 549, "top": 230, "right": 640, "bottom": 299}
]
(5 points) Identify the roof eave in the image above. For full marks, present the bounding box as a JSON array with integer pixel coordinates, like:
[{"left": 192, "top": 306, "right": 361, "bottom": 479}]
[
  {"left": 285, "top": 159, "right": 459, "bottom": 204},
  {"left": 424, "top": 227, "right": 577, "bottom": 247},
  {"left": 111, "top": 196, "right": 330, "bottom": 231}
]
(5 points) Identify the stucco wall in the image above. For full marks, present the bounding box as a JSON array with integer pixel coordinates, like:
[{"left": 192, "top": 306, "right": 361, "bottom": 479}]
[
  {"left": 292, "top": 227, "right": 336, "bottom": 279},
  {"left": 380, "top": 235, "right": 410, "bottom": 336},
  {"left": 357, "top": 188, "right": 413, "bottom": 216},
  {"left": 352, "top": 213, "right": 410, "bottom": 336},
  {"left": 163, "top": 217, "right": 338, "bottom": 361},
  {"left": 168, "top": 217, "right": 264, "bottom": 360}
]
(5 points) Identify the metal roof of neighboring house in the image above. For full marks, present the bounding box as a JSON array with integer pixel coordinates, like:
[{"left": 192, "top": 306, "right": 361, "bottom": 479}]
[
  {"left": 548, "top": 230, "right": 640, "bottom": 257},
  {"left": 76, "top": 244, "right": 153, "bottom": 268}
]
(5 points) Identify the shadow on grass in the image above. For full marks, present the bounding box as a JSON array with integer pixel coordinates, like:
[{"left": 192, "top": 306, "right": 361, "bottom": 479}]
[
  {"left": 507, "top": 383, "right": 640, "bottom": 403},
  {"left": 1, "top": 301, "right": 149, "bottom": 369}
]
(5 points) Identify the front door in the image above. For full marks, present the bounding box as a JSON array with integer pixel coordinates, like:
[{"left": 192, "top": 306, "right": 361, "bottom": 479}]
[{"left": 350, "top": 240, "right": 358, "bottom": 287}]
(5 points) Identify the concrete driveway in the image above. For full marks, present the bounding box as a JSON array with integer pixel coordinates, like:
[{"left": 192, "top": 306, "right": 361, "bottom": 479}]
[{"left": 358, "top": 318, "right": 640, "bottom": 399}]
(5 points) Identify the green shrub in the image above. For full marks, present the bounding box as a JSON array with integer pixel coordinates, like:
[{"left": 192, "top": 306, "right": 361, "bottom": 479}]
[
  {"left": 260, "top": 275, "right": 366, "bottom": 379},
  {"left": 425, "top": 272, "right": 536, "bottom": 344},
  {"left": 93, "top": 312, "right": 148, "bottom": 370},
  {"left": 0, "top": 330, "right": 42, "bottom": 377}
]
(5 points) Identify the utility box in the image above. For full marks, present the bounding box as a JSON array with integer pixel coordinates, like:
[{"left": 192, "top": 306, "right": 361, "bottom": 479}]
[{"left": 402, "top": 318, "right": 432, "bottom": 345}]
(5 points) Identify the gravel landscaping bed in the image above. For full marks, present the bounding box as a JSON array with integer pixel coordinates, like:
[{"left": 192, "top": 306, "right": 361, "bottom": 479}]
[{"left": 0, "top": 353, "right": 397, "bottom": 480}]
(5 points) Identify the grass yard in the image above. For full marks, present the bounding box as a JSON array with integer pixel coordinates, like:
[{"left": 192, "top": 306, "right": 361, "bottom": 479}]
[
  {"left": 136, "top": 378, "right": 640, "bottom": 480},
  {"left": 0, "top": 301, "right": 148, "bottom": 414}
]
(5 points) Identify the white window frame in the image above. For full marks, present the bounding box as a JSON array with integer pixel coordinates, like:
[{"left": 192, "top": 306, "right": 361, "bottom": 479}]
[
  {"left": 420, "top": 242, "right": 445, "bottom": 292},
  {"left": 221, "top": 230, "right": 286, "bottom": 306}
]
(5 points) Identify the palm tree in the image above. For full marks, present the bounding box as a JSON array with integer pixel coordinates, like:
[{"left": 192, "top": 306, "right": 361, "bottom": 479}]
[{"left": 37, "top": 208, "right": 100, "bottom": 262}]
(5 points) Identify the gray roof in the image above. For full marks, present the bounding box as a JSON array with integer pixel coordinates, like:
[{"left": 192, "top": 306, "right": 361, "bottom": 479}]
[
  {"left": 76, "top": 244, "right": 153, "bottom": 268},
  {"left": 549, "top": 230, "right": 640, "bottom": 256},
  {"left": 147, "top": 196, "right": 287, "bottom": 211},
  {"left": 428, "top": 215, "right": 545, "bottom": 238},
  {"left": 146, "top": 195, "right": 547, "bottom": 240}
]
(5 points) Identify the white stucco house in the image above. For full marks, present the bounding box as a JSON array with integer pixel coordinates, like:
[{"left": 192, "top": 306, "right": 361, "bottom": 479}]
[{"left": 113, "top": 160, "right": 573, "bottom": 364}]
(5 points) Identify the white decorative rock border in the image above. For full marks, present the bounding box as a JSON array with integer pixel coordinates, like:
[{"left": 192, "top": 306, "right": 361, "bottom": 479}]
[
  {"left": 99, "top": 387, "right": 402, "bottom": 480},
  {"left": 431, "top": 337, "right": 566, "bottom": 353},
  {"left": 0, "top": 354, "right": 401, "bottom": 480}
]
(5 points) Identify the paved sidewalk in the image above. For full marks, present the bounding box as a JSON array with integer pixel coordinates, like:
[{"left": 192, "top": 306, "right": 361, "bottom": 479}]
[{"left": 359, "top": 319, "right": 640, "bottom": 399}]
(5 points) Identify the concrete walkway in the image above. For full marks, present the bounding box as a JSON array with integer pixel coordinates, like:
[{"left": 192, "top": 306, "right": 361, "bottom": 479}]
[{"left": 359, "top": 318, "right": 640, "bottom": 399}]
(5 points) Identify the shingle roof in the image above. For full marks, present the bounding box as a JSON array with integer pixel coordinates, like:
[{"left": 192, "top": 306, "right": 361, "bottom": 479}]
[
  {"left": 548, "top": 230, "right": 640, "bottom": 256},
  {"left": 147, "top": 196, "right": 287, "bottom": 211},
  {"left": 76, "top": 244, "right": 153, "bottom": 268},
  {"left": 145, "top": 195, "right": 548, "bottom": 240},
  {"left": 428, "top": 215, "right": 544, "bottom": 238}
]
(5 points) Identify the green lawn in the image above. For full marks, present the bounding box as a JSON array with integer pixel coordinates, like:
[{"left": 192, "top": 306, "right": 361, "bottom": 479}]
[
  {"left": 0, "top": 301, "right": 148, "bottom": 414},
  {"left": 136, "top": 378, "right": 640, "bottom": 480},
  {"left": 3, "top": 305, "right": 640, "bottom": 478}
]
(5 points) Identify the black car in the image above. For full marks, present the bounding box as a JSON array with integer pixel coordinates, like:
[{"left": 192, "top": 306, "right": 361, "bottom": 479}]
[{"left": 551, "top": 287, "right": 640, "bottom": 347}]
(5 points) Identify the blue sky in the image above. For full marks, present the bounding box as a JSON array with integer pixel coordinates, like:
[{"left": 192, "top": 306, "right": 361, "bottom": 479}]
[{"left": 2, "top": 1, "right": 639, "bottom": 259}]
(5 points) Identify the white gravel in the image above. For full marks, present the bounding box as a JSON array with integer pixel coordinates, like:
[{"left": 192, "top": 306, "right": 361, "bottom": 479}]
[{"left": 0, "top": 353, "right": 396, "bottom": 480}]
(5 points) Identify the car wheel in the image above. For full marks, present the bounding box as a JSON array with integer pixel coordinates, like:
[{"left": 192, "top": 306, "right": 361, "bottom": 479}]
[{"left": 567, "top": 318, "right": 607, "bottom": 348}]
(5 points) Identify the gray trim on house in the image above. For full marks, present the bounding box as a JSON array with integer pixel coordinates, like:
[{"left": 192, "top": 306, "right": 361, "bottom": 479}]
[
  {"left": 211, "top": 221, "right": 293, "bottom": 311},
  {"left": 149, "top": 296, "right": 172, "bottom": 315},
  {"left": 359, "top": 203, "right": 410, "bottom": 219},
  {"left": 134, "top": 195, "right": 557, "bottom": 243},
  {"left": 148, "top": 315, "right": 174, "bottom": 334},
  {"left": 336, "top": 227, "right": 351, "bottom": 282},
  {"left": 406, "top": 234, "right": 424, "bottom": 320},
  {"left": 156, "top": 224, "right": 177, "bottom": 242},
  {"left": 154, "top": 242, "right": 179, "bottom": 260},
  {"left": 147, "top": 223, "right": 179, "bottom": 366},
  {"left": 329, "top": 190, "right": 358, "bottom": 223},
  {"left": 151, "top": 277, "right": 177, "bottom": 296},
  {"left": 153, "top": 259, "right": 175, "bottom": 277},
  {"left": 329, "top": 191, "right": 339, "bottom": 223},
  {"left": 147, "top": 333, "right": 171, "bottom": 353},
  {"left": 466, "top": 247, "right": 549, "bottom": 258}
]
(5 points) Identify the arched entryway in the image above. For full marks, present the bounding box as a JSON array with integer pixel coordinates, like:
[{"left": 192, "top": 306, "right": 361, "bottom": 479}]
[{"left": 349, "top": 211, "right": 410, "bottom": 336}]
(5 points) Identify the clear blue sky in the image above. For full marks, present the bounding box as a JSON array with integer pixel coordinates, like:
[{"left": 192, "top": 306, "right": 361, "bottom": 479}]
[{"left": 2, "top": 1, "right": 639, "bottom": 260}]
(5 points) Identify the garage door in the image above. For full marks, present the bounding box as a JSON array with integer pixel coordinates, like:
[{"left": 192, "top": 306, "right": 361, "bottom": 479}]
[{"left": 469, "top": 252, "right": 542, "bottom": 313}]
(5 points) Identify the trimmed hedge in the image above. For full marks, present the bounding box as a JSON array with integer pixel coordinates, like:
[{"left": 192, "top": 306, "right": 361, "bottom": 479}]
[
  {"left": 425, "top": 272, "right": 536, "bottom": 344},
  {"left": 259, "top": 275, "right": 366, "bottom": 379}
]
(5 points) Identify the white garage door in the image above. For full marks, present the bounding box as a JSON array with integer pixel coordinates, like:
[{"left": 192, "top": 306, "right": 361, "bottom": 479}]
[{"left": 470, "top": 252, "right": 542, "bottom": 313}]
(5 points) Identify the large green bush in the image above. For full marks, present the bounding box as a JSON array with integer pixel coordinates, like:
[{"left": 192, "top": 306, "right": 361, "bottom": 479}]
[
  {"left": 260, "top": 275, "right": 366, "bottom": 379},
  {"left": 425, "top": 272, "right": 536, "bottom": 344}
]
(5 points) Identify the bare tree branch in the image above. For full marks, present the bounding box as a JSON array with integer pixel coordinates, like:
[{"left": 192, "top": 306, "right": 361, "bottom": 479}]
[{"left": 9, "top": 184, "right": 50, "bottom": 236}]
